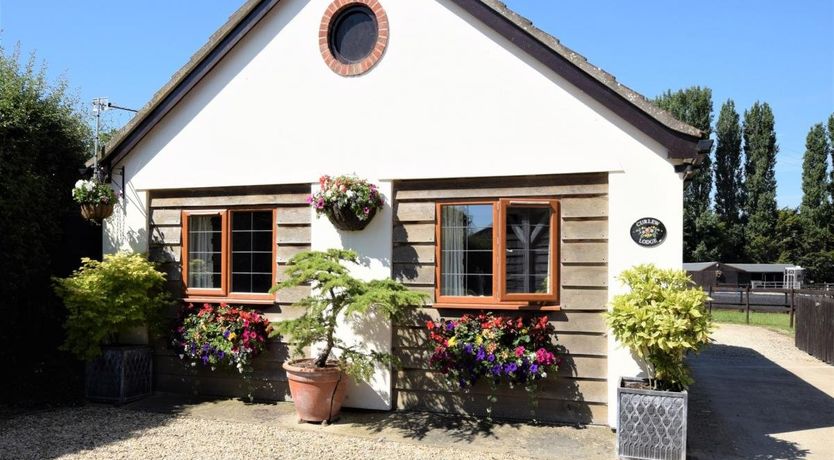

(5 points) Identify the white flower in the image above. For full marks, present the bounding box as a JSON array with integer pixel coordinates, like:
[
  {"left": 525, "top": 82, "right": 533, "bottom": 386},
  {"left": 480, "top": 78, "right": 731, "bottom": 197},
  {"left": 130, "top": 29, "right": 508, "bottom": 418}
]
[
  {"left": 325, "top": 190, "right": 333, "bottom": 198},
  {"left": 74, "top": 179, "right": 85, "bottom": 190},
  {"left": 346, "top": 190, "right": 355, "bottom": 198},
  {"left": 84, "top": 181, "right": 95, "bottom": 191}
]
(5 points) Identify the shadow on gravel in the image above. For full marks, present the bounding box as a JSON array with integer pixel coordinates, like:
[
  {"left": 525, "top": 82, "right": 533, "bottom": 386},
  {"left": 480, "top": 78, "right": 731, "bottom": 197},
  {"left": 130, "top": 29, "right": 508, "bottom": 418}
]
[
  {"left": 687, "top": 344, "right": 833, "bottom": 459},
  {"left": 345, "top": 409, "right": 517, "bottom": 442}
]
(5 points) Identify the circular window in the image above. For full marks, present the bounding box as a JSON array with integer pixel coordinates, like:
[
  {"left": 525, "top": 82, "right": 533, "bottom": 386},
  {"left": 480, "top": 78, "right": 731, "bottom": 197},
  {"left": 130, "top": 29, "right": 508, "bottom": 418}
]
[
  {"left": 330, "top": 6, "right": 377, "bottom": 64},
  {"left": 320, "top": 0, "right": 389, "bottom": 77}
]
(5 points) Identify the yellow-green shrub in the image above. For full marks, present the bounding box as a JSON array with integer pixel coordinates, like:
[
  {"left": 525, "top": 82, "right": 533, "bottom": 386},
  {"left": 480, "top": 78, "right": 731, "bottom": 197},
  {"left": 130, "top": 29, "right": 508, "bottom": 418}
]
[
  {"left": 53, "top": 253, "right": 171, "bottom": 360},
  {"left": 605, "top": 264, "right": 712, "bottom": 391}
]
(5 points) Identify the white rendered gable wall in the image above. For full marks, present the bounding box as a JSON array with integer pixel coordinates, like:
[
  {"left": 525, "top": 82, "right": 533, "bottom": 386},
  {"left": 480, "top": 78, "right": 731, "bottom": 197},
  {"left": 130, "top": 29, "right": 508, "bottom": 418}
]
[{"left": 105, "top": 0, "right": 685, "bottom": 427}]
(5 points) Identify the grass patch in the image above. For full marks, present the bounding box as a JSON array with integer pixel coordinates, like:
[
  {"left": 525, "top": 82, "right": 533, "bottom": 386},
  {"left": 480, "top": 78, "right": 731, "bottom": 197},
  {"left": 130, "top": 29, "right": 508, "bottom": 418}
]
[{"left": 709, "top": 309, "right": 794, "bottom": 335}]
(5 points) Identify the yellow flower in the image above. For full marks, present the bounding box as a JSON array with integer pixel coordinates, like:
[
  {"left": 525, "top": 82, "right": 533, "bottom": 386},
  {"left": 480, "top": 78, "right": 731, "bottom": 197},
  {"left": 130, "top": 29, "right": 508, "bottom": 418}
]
[
  {"left": 448, "top": 336, "right": 457, "bottom": 346},
  {"left": 228, "top": 332, "right": 237, "bottom": 341},
  {"left": 475, "top": 335, "right": 483, "bottom": 346}
]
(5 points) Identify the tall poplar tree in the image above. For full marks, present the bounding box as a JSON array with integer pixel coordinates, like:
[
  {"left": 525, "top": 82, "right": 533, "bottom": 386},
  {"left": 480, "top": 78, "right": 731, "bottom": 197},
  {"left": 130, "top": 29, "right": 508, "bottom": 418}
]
[
  {"left": 742, "top": 102, "right": 779, "bottom": 262},
  {"left": 800, "top": 123, "right": 830, "bottom": 230},
  {"left": 654, "top": 87, "right": 714, "bottom": 261},
  {"left": 713, "top": 100, "right": 744, "bottom": 260}
]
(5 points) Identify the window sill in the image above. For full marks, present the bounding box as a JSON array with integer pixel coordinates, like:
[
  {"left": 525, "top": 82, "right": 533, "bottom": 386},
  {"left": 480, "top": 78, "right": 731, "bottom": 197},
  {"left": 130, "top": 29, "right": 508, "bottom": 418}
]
[
  {"left": 432, "top": 303, "right": 561, "bottom": 311},
  {"left": 183, "top": 297, "right": 276, "bottom": 306}
]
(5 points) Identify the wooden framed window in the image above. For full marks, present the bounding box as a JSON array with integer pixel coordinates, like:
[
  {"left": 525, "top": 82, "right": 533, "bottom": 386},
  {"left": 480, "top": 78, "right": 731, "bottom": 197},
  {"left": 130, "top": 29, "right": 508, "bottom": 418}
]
[
  {"left": 182, "top": 208, "right": 276, "bottom": 303},
  {"left": 434, "top": 199, "right": 559, "bottom": 309}
]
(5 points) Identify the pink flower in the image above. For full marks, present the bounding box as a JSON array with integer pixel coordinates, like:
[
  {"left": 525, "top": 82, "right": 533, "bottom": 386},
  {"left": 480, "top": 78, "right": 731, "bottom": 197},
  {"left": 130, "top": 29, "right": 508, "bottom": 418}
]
[
  {"left": 514, "top": 346, "right": 525, "bottom": 357},
  {"left": 306, "top": 195, "right": 313, "bottom": 204},
  {"left": 363, "top": 207, "right": 370, "bottom": 214}
]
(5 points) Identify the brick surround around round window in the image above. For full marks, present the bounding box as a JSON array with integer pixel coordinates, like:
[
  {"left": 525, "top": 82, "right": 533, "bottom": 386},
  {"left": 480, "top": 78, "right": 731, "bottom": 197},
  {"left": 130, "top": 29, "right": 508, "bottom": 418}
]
[{"left": 319, "top": 0, "right": 389, "bottom": 77}]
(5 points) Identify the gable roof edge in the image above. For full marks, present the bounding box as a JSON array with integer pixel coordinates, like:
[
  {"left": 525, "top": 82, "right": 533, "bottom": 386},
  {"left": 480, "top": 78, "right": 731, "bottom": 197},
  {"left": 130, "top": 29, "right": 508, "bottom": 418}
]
[{"left": 103, "top": 0, "right": 707, "bottom": 168}]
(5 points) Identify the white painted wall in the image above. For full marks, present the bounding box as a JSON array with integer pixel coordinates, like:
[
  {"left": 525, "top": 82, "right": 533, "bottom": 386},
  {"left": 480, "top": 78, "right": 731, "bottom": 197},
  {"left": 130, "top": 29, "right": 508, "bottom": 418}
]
[
  {"left": 310, "top": 180, "right": 394, "bottom": 410},
  {"left": 102, "top": 0, "right": 689, "bottom": 423}
]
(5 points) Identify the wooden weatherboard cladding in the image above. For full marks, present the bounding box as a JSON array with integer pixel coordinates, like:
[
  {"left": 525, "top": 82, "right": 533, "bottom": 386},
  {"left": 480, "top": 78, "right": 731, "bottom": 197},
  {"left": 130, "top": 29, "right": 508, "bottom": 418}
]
[
  {"left": 392, "top": 174, "right": 609, "bottom": 425},
  {"left": 147, "top": 184, "right": 312, "bottom": 401}
]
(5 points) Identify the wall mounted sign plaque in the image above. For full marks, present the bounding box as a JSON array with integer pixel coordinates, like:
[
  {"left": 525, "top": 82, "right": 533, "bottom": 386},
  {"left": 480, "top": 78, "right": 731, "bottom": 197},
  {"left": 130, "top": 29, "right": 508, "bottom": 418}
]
[{"left": 630, "top": 218, "right": 666, "bottom": 247}]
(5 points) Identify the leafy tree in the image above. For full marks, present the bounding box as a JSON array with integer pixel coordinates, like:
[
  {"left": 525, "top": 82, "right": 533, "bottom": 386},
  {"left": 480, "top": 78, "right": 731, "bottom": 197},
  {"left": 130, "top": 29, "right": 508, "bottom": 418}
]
[
  {"left": 774, "top": 208, "right": 803, "bottom": 265},
  {"left": 690, "top": 211, "right": 724, "bottom": 262},
  {"left": 654, "top": 87, "right": 714, "bottom": 261},
  {"left": 742, "top": 102, "right": 779, "bottom": 262},
  {"left": 0, "top": 47, "right": 93, "bottom": 403},
  {"left": 713, "top": 100, "right": 745, "bottom": 260},
  {"left": 800, "top": 124, "right": 830, "bottom": 228}
]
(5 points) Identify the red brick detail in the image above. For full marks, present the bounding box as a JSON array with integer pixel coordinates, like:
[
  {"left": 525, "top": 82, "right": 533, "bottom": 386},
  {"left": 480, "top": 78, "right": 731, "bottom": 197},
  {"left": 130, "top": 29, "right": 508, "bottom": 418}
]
[{"left": 319, "top": 0, "right": 389, "bottom": 77}]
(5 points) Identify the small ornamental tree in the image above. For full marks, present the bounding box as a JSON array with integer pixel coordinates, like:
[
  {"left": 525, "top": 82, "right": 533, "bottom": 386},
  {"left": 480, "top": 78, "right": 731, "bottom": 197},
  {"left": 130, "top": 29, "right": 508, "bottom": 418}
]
[
  {"left": 270, "top": 249, "right": 427, "bottom": 381},
  {"left": 53, "top": 253, "right": 171, "bottom": 360},
  {"left": 605, "top": 264, "right": 712, "bottom": 391}
]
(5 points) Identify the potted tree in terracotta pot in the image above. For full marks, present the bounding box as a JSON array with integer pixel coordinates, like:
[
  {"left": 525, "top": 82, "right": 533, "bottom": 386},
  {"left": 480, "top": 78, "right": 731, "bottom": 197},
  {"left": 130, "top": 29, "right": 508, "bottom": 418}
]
[
  {"left": 54, "top": 252, "right": 171, "bottom": 403},
  {"left": 606, "top": 264, "right": 712, "bottom": 460},
  {"left": 271, "top": 249, "right": 426, "bottom": 424}
]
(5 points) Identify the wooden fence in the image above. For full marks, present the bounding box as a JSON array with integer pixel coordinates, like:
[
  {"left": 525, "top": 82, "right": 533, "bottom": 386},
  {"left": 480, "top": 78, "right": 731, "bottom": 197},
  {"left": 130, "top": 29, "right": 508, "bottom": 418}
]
[
  {"left": 795, "top": 295, "right": 834, "bottom": 364},
  {"left": 706, "top": 285, "right": 797, "bottom": 326}
]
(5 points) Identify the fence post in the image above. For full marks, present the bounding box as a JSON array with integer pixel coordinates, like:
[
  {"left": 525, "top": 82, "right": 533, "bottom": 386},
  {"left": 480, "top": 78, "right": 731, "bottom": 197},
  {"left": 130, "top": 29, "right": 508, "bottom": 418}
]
[
  {"left": 789, "top": 288, "right": 796, "bottom": 328},
  {"left": 746, "top": 285, "right": 751, "bottom": 325},
  {"left": 708, "top": 284, "right": 713, "bottom": 314}
]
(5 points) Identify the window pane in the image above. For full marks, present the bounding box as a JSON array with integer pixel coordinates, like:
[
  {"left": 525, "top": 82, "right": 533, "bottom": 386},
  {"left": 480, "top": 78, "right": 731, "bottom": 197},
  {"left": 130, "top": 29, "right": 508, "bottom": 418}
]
[
  {"left": 231, "top": 211, "right": 273, "bottom": 293},
  {"left": 188, "top": 215, "right": 222, "bottom": 289},
  {"left": 505, "top": 206, "right": 551, "bottom": 294},
  {"left": 440, "top": 205, "right": 493, "bottom": 296}
]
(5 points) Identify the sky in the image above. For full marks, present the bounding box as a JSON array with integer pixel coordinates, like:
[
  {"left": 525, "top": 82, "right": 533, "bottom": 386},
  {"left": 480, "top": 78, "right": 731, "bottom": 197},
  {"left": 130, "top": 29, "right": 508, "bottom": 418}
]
[{"left": 1, "top": 1, "right": 832, "bottom": 208}]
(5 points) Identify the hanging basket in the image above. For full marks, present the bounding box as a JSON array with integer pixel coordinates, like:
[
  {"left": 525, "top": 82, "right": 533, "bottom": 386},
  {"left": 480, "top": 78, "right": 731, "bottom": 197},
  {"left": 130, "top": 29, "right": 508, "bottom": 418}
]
[
  {"left": 80, "top": 202, "right": 114, "bottom": 222},
  {"left": 326, "top": 204, "right": 377, "bottom": 231}
]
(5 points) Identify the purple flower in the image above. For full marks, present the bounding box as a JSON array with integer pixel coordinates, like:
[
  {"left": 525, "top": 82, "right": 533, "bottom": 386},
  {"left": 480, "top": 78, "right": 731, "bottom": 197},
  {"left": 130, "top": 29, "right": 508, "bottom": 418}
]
[
  {"left": 504, "top": 362, "right": 518, "bottom": 374},
  {"left": 223, "top": 330, "right": 230, "bottom": 339},
  {"left": 476, "top": 347, "right": 486, "bottom": 361},
  {"left": 487, "top": 353, "right": 495, "bottom": 362},
  {"left": 201, "top": 355, "right": 209, "bottom": 365},
  {"left": 530, "top": 364, "right": 539, "bottom": 374},
  {"left": 445, "top": 322, "right": 454, "bottom": 332},
  {"left": 218, "top": 351, "right": 225, "bottom": 359},
  {"left": 463, "top": 343, "right": 473, "bottom": 355},
  {"left": 491, "top": 365, "right": 502, "bottom": 376}
]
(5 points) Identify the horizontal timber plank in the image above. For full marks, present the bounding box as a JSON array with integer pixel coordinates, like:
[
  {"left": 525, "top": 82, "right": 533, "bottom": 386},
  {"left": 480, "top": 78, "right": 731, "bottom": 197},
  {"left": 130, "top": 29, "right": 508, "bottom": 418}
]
[
  {"left": 394, "top": 264, "right": 435, "bottom": 285},
  {"left": 393, "top": 224, "right": 435, "bottom": 243},
  {"left": 393, "top": 244, "right": 435, "bottom": 264},
  {"left": 560, "top": 196, "right": 608, "bottom": 218},
  {"left": 396, "top": 348, "right": 607, "bottom": 379},
  {"left": 561, "top": 242, "right": 607, "bottom": 264},
  {"left": 155, "top": 354, "right": 289, "bottom": 377},
  {"left": 396, "top": 370, "right": 607, "bottom": 404},
  {"left": 560, "top": 288, "right": 608, "bottom": 310},
  {"left": 274, "top": 286, "right": 311, "bottom": 305},
  {"left": 150, "top": 208, "right": 181, "bottom": 225},
  {"left": 562, "top": 265, "right": 608, "bottom": 287},
  {"left": 150, "top": 193, "right": 308, "bottom": 208},
  {"left": 395, "top": 390, "right": 606, "bottom": 425},
  {"left": 395, "top": 202, "right": 435, "bottom": 222},
  {"left": 562, "top": 220, "right": 608, "bottom": 240},
  {"left": 149, "top": 245, "right": 181, "bottom": 264},
  {"left": 276, "top": 226, "right": 311, "bottom": 245},
  {"left": 152, "top": 226, "right": 181, "bottom": 245},
  {"left": 276, "top": 245, "right": 311, "bottom": 263},
  {"left": 395, "top": 182, "right": 608, "bottom": 202},
  {"left": 275, "top": 207, "right": 311, "bottom": 225}
]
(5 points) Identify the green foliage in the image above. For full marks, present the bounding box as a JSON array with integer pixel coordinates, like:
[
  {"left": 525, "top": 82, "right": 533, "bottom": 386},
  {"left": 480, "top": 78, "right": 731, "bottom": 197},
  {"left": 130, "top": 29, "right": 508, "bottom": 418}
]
[
  {"left": 72, "top": 179, "right": 117, "bottom": 205},
  {"left": 743, "top": 102, "right": 779, "bottom": 262},
  {"left": 53, "top": 253, "right": 171, "bottom": 360},
  {"left": 654, "top": 87, "right": 714, "bottom": 262},
  {"left": 775, "top": 207, "right": 803, "bottom": 265},
  {"left": 270, "top": 249, "right": 427, "bottom": 382},
  {"left": 0, "top": 46, "right": 91, "bottom": 386},
  {"left": 606, "top": 265, "right": 712, "bottom": 391},
  {"left": 713, "top": 99, "right": 745, "bottom": 261}
]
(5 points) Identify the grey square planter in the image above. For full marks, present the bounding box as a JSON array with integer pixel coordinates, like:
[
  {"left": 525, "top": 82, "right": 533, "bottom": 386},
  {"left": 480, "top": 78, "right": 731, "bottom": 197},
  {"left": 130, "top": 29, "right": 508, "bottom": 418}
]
[
  {"left": 85, "top": 345, "right": 153, "bottom": 404},
  {"left": 617, "top": 377, "right": 688, "bottom": 460}
]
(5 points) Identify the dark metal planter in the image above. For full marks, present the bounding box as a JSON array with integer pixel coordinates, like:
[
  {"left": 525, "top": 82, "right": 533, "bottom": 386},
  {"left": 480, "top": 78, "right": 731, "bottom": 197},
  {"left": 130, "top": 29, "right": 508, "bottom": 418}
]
[
  {"left": 326, "top": 204, "right": 377, "bottom": 231},
  {"left": 85, "top": 345, "right": 152, "bottom": 404},
  {"left": 617, "top": 377, "right": 688, "bottom": 460}
]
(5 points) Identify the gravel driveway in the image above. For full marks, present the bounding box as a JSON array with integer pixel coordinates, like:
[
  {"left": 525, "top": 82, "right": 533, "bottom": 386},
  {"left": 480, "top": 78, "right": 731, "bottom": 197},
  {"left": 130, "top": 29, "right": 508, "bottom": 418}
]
[{"left": 0, "top": 405, "right": 538, "bottom": 460}]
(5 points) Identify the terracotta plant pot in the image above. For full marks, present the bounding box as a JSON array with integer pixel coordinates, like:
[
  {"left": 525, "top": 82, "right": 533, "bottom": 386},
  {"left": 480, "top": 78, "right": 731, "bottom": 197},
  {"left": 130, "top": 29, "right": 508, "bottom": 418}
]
[
  {"left": 80, "top": 202, "right": 114, "bottom": 222},
  {"left": 325, "top": 204, "right": 377, "bottom": 231},
  {"left": 283, "top": 358, "right": 348, "bottom": 424}
]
